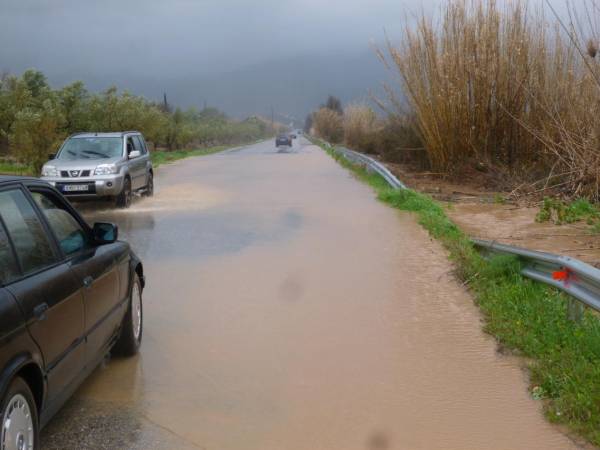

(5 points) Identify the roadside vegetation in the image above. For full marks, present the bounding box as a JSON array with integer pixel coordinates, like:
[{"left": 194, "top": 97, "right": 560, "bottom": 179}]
[
  {"left": 0, "top": 70, "right": 274, "bottom": 175},
  {"left": 310, "top": 0, "right": 600, "bottom": 202},
  {"left": 151, "top": 145, "right": 231, "bottom": 169},
  {"left": 315, "top": 138, "right": 600, "bottom": 446}
]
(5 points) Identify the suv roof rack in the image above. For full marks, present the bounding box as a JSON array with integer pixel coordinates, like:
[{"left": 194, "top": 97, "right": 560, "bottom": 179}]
[{"left": 67, "top": 131, "right": 141, "bottom": 138}]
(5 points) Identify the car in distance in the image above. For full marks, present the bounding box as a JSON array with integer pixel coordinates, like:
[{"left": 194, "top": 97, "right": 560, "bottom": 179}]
[
  {"left": 275, "top": 134, "right": 292, "bottom": 147},
  {"left": 0, "top": 175, "right": 145, "bottom": 448},
  {"left": 41, "top": 131, "right": 154, "bottom": 209}
]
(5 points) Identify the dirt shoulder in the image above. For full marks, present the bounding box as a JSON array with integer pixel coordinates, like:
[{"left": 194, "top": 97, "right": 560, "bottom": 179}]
[{"left": 382, "top": 159, "right": 600, "bottom": 267}]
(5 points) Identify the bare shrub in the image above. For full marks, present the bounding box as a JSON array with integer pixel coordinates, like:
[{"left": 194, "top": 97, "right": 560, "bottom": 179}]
[
  {"left": 343, "top": 104, "right": 379, "bottom": 153},
  {"left": 313, "top": 107, "right": 344, "bottom": 143},
  {"left": 376, "top": 116, "right": 426, "bottom": 167}
]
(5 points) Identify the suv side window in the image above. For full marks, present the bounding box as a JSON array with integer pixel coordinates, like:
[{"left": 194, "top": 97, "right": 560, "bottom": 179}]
[
  {"left": 31, "top": 191, "right": 90, "bottom": 256},
  {"left": 126, "top": 137, "right": 137, "bottom": 155},
  {"left": 134, "top": 135, "right": 147, "bottom": 154},
  {"left": 0, "top": 220, "right": 19, "bottom": 285},
  {"left": 0, "top": 189, "right": 56, "bottom": 275}
]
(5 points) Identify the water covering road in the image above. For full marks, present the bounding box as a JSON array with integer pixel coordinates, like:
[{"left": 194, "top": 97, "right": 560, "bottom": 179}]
[{"left": 41, "top": 138, "right": 579, "bottom": 449}]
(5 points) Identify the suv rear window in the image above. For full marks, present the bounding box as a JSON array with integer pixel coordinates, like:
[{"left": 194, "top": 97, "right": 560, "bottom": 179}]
[{"left": 57, "top": 137, "right": 123, "bottom": 160}]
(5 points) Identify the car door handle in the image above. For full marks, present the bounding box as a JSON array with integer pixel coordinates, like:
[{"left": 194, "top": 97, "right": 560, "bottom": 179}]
[
  {"left": 33, "top": 303, "right": 49, "bottom": 321},
  {"left": 83, "top": 276, "right": 94, "bottom": 289}
]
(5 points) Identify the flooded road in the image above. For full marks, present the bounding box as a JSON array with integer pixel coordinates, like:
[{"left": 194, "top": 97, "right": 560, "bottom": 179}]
[{"left": 41, "top": 138, "right": 579, "bottom": 449}]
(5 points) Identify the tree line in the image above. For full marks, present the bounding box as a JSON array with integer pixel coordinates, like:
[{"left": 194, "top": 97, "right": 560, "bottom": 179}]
[{"left": 0, "top": 69, "right": 272, "bottom": 173}]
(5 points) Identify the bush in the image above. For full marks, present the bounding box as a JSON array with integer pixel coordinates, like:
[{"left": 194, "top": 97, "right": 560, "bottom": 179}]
[
  {"left": 313, "top": 107, "right": 344, "bottom": 143},
  {"left": 376, "top": 116, "right": 426, "bottom": 167},
  {"left": 343, "top": 104, "right": 379, "bottom": 154}
]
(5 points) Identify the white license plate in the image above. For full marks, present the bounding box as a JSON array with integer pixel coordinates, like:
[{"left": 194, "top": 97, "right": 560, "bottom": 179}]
[{"left": 62, "top": 184, "right": 89, "bottom": 192}]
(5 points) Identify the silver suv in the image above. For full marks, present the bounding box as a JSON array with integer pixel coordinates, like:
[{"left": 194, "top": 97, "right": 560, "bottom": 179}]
[{"left": 41, "top": 131, "right": 154, "bottom": 208}]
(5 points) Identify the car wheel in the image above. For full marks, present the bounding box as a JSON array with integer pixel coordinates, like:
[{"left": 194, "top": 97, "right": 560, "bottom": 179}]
[
  {"left": 0, "top": 377, "right": 39, "bottom": 450},
  {"left": 113, "top": 274, "right": 143, "bottom": 357},
  {"left": 142, "top": 173, "right": 154, "bottom": 197},
  {"left": 116, "top": 177, "right": 132, "bottom": 209}
]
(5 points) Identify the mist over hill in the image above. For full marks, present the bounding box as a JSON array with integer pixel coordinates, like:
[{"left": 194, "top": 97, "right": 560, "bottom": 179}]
[{"left": 38, "top": 49, "right": 391, "bottom": 122}]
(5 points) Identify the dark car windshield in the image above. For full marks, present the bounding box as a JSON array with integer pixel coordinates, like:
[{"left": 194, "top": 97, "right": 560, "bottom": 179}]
[{"left": 57, "top": 137, "right": 123, "bottom": 160}]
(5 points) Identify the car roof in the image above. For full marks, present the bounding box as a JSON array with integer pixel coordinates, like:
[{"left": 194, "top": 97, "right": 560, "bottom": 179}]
[
  {"left": 69, "top": 131, "right": 140, "bottom": 139},
  {"left": 0, "top": 175, "right": 43, "bottom": 185}
]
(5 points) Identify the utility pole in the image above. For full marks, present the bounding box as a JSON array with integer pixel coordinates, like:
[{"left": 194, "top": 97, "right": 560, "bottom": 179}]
[{"left": 270, "top": 106, "right": 274, "bottom": 132}]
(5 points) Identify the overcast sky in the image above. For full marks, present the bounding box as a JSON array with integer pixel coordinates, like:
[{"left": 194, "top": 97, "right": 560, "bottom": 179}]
[
  {"left": 0, "top": 0, "right": 571, "bottom": 117},
  {"left": 0, "top": 0, "right": 443, "bottom": 76}
]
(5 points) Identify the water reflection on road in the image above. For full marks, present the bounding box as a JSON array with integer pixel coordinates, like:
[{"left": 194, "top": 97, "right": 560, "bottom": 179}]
[{"left": 41, "top": 139, "right": 579, "bottom": 449}]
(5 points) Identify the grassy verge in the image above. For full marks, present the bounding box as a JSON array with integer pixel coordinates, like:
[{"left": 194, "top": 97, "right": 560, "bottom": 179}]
[
  {"left": 0, "top": 161, "right": 32, "bottom": 176},
  {"left": 0, "top": 141, "right": 255, "bottom": 176},
  {"left": 318, "top": 140, "right": 600, "bottom": 446},
  {"left": 151, "top": 145, "right": 231, "bottom": 168}
]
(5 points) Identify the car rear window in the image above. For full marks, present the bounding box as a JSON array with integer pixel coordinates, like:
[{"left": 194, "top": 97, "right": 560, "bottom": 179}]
[
  {"left": 0, "top": 189, "right": 56, "bottom": 275},
  {"left": 0, "top": 221, "right": 19, "bottom": 285}
]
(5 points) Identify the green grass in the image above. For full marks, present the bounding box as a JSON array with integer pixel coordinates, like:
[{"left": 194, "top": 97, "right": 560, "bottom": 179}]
[
  {"left": 537, "top": 197, "right": 600, "bottom": 230},
  {"left": 318, "top": 139, "right": 600, "bottom": 446},
  {"left": 0, "top": 161, "right": 32, "bottom": 176},
  {"left": 151, "top": 145, "right": 230, "bottom": 168}
]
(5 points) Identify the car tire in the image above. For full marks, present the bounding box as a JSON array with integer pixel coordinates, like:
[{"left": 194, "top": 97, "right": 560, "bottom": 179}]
[
  {"left": 142, "top": 173, "right": 154, "bottom": 197},
  {"left": 116, "top": 177, "right": 132, "bottom": 209},
  {"left": 113, "top": 274, "right": 143, "bottom": 357},
  {"left": 0, "top": 377, "right": 39, "bottom": 450}
]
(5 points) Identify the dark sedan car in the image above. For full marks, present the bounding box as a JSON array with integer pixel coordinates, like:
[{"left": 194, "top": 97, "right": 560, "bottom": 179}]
[
  {"left": 275, "top": 134, "right": 292, "bottom": 147},
  {"left": 0, "top": 176, "right": 144, "bottom": 449}
]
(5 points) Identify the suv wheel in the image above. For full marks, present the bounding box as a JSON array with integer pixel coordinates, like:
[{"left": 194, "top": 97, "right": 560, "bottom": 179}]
[
  {"left": 116, "top": 177, "right": 132, "bottom": 208},
  {"left": 113, "top": 274, "right": 143, "bottom": 356},
  {"left": 0, "top": 377, "right": 39, "bottom": 450},
  {"left": 142, "top": 173, "right": 154, "bottom": 197}
]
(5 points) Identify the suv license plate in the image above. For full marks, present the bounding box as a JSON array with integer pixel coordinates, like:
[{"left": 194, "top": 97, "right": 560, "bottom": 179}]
[{"left": 63, "top": 184, "right": 89, "bottom": 192}]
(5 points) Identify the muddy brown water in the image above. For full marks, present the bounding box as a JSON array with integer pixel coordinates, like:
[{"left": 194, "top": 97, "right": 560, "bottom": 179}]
[{"left": 41, "top": 139, "right": 580, "bottom": 449}]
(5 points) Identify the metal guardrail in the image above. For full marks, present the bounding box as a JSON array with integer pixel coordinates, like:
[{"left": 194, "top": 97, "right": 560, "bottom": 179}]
[
  {"left": 317, "top": 140, "right": 407, "bottom": 189},
  {"left": 312, "top": 137, "right": 600, "bottom": 319},
  {"left": 473, "top": 239, "right": 600, "bottom": 318}
]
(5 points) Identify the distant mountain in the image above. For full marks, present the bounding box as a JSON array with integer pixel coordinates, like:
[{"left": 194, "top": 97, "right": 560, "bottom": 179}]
[{"left": 44, "top": 49, "right": 393, "bottom": 121}]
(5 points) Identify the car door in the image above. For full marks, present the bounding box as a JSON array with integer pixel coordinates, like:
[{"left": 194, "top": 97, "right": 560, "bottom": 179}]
[
  {"left": 0, "top": 186, "right": 85, "bottom": 405},
  {"left": 28, "top": 187, "right": 126, "bottom": 367},
  {"left": 127, "top": 135, "right": 145, "bottom": 189},
  {"left": 135, "top": 135, "right": 151, "bottom": 187}
]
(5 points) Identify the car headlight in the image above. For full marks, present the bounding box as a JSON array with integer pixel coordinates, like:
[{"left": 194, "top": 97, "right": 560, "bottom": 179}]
[
  {"left": 94, "top": 164, "right": 118, "bottom": 175},
  {"left": 41, "top": 165, "right": 58, "bottom": 177}
]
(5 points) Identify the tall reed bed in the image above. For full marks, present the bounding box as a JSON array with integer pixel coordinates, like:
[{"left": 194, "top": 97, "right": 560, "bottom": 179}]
[{"left": 380, "top": 0, "right": 600, "bottom": 199}]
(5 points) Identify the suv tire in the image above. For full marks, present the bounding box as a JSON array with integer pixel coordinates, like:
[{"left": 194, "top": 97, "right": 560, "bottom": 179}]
[
  {"left": 116, "top": 177, "right": 132, "bottom": 208},
  {"left": 142, "top": 173, "right": 154, "bottom": 197}
]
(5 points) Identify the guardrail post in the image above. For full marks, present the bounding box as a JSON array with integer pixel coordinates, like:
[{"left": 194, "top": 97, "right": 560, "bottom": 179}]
[{"left": 567, "top": 299, "right": 584, "bottom": 323}]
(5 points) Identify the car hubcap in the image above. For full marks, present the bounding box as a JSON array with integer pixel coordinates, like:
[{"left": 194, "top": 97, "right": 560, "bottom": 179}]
[
  {"left": 1, "top": 394, "right": 33, "bottom": 450},
  {"left": 132, "top": 282, "right": 142, "bottom": 341}
]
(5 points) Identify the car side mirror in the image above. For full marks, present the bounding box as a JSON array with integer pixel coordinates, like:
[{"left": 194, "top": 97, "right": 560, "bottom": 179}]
[
  {"left": 48, "top": 153, "right": 56, "bottom": 160},
  {"left": 128, "top": 150, "right": 141, "bottom": 159},
  {"left": 93, "top": 222, "right": 118, "bottom": 244}
]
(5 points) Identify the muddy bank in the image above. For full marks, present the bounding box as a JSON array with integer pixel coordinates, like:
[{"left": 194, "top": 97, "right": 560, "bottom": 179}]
[
  {"left": 373, "top": 156, "right": 600, "bottom": 265},
  {"left": 447, "top": 203, "right": 600, "bottom": 266}
]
